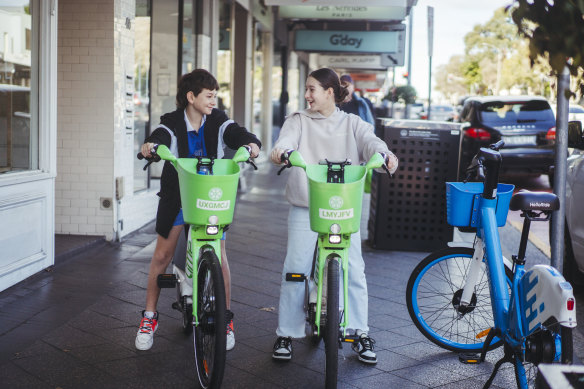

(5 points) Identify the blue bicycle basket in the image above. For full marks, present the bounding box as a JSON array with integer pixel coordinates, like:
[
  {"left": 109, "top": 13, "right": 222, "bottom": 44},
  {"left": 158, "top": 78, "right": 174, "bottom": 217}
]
[{"left": 446, "top": 182, "right": 514, "bottom": 227}]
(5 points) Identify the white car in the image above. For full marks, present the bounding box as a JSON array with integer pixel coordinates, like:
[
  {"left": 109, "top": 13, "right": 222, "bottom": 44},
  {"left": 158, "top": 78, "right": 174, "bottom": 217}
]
[
  {"left": 569, "top": 104, "right": 584, "bottom": 126},
  {"left": 564, "top": 120, "right": 584, "bottom": 286}
]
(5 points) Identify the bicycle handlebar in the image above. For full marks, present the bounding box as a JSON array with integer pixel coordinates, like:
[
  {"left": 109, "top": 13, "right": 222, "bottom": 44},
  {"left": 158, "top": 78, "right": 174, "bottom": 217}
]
[
  {"left": 464, "top": 141, "right": 504, "bottom": 199},
  {"left": 138, "top": 143, "right": 258, "bottom": 170}
]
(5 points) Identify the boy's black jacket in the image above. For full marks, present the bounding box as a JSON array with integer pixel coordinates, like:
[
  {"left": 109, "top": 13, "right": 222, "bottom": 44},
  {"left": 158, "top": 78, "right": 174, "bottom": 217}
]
[{"left": 145, "top": 108, "right": 261, "bottom": 238}]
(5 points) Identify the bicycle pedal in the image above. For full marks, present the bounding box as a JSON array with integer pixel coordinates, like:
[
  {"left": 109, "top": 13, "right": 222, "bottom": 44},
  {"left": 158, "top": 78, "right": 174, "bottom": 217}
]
[
  {"left": 157, "top": 273, "right": 178, "bottom": 288},
  {"left": 459, "top": 353, "right": 482, "bottom": 364},
  {"left": 285, "top": 273, "right": 306, "bottom": 282}
]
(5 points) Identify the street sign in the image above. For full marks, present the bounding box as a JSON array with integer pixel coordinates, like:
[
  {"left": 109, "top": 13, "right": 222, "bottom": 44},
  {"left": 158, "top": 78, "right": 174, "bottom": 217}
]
[
  {"left": 317, "top": 54, "right": 388, "bottom": 70},
  {"left": 294, "top": 27, "right": 405, "bottom": 60},
  {"left": 278, "top": 5, "right": 405, "bottom": 21}
]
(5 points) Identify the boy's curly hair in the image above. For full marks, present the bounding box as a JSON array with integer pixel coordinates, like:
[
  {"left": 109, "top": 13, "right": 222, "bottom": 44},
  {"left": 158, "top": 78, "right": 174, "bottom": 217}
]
[{"left": 176, "top": 69, "right": 220, "bottom": 109}]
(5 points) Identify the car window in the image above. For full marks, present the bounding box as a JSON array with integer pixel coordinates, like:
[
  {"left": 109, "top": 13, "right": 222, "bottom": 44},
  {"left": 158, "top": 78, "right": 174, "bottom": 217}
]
[
  {"left": 569, "top": 105, "right": 584, "bottom": 114},
  {"left": 478, "top": 100, "right": 554, "bottom": 125}
]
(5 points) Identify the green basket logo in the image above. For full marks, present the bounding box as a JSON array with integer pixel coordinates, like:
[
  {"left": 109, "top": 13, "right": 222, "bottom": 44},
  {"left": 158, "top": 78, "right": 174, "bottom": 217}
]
[
  {"left": 209, "top": 187, "right": 223, "bottom": 200},
  {"left": 197, "top": 187, "right": 230, "bottom": 211},
  {"left": 329, "top": 196, "right": 344, "bottom": 209}
]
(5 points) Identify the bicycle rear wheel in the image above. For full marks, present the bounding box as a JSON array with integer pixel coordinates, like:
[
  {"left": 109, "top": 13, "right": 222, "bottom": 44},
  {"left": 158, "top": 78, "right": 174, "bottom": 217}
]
[
  {"left": 324, "top": 258, "right": 339, "bottom": 389},
  {"left": 515, "top": 324, "right": 573, "bottom": 389},
  {"left": 193, "top": 250, "right": 227, "bottom": 389},
  {"left": 406, "top": 247, "right": 512, "bottom": 353}
]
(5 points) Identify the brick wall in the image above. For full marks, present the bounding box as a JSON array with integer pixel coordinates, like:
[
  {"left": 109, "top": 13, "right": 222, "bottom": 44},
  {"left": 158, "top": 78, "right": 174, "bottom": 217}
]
[{"left": 56, "top": 0, "right": 116, "bottom": 239}]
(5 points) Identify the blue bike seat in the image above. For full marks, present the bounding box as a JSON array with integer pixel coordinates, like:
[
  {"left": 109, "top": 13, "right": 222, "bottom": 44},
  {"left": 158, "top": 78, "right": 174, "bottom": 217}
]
[{"left": 509, "top": 190, "right": 559, "bottom": 211}]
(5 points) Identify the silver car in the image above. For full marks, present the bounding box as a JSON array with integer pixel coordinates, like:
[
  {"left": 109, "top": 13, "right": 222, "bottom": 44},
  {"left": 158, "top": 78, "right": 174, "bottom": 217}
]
[{"left": 565, "top": 121, "right": 584, "bottom": 286}]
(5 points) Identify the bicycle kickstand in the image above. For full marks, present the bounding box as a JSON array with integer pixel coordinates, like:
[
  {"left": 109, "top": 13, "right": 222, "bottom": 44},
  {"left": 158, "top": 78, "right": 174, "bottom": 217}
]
[{"left": 458, "top": 327, "right": 497, "bottom": 365}]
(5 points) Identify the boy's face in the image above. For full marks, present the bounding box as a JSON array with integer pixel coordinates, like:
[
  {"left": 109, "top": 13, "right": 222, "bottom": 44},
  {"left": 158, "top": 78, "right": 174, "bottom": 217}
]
[{"left": 187, "top": 88, "right": 217, "bottom": 115}]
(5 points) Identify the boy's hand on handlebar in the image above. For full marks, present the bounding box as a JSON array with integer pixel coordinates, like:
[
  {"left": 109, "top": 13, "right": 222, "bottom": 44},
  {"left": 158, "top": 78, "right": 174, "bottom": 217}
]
[
  {"left": 140, "top": 142, "right": 156, "bottom": 158},
  {"left": 247, "top": 143, "right": 260, "bottom": 158}
]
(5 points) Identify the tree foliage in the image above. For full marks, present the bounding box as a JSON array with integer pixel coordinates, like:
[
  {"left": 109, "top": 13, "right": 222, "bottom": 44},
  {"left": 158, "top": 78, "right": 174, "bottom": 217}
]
[
  {"left": 511, "top": 0, "right": 584, "bottom": 95},
  {"left": 387, "top": 85, "right": 417, "bottom": 104}
]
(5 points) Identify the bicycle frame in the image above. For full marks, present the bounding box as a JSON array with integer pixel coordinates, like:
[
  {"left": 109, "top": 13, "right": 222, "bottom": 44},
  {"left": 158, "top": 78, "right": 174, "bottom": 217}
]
[
  {"left": 154, "top": 144, "right": 251, "bottom": 324},
  {"left": 285, "top": 151, "right": 385, "bottom": 338}
]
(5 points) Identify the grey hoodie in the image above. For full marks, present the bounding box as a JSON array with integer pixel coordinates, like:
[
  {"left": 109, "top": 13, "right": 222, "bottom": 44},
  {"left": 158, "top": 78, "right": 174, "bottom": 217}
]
[{"left": 273, "top": 108, "right": 396, "bottom": 208}]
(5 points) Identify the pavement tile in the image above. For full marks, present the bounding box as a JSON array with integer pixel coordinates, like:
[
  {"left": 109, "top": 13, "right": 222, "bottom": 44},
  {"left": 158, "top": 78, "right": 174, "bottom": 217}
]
[
  {"left": 349, "top": 371, "right": 426, "bottom": 389},
  {"left": 0, "top": 361, "right": 52, "bottom": 389}
]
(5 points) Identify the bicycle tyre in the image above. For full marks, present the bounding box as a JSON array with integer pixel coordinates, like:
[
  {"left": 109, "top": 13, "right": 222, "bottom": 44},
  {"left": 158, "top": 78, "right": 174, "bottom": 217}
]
[
  {"left": 324, "top": 258, "right": 339, "bottom": 389},
  {"left": 514, "top": 324, "right": 573, "bottom": 389},
  {"left": 193, "top": 250, "right": 227, "bottom": 389},
  {"left": 406, "top": 247, "right": 512, "bottom": 353}
]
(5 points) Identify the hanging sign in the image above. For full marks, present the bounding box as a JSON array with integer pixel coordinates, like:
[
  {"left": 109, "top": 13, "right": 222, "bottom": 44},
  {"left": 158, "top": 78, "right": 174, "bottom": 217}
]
[
  {"left": 279, "top": 6, "right": 405, "bottom": 20},
  {"left": 265, "top": 0, "right": 406, "bottom": 6}
]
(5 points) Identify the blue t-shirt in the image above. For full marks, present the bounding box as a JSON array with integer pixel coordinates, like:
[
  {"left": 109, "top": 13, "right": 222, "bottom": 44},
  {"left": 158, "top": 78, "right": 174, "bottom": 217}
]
[{"left": 188, "top": 123, "right": 207, "bottom": 158}]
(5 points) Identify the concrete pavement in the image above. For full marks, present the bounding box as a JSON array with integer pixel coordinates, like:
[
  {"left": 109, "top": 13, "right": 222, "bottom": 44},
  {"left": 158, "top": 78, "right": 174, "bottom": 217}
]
[{"left": 0, "top": 161, "right": 581, "bottom": 388}]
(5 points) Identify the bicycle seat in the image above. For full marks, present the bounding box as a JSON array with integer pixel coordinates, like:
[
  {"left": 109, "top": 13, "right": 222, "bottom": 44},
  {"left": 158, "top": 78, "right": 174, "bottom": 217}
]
[{"left": 509, "top": 190, "right": 559, "bottom": 211}]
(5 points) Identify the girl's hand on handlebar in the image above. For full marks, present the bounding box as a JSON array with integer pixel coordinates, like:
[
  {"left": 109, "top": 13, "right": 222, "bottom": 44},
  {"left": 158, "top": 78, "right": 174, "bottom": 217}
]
[
  {"left": 140, "top": 142, "right": 156, "bottom": 158},
  {"left": 382, "top": 152, "right": 399, "bottom": 175},
  {"left": 247, "top": 143, "right": 260, "bottom": 158},
  {"left": 271, "top": 148, "right": 286, "bottom": 165}
]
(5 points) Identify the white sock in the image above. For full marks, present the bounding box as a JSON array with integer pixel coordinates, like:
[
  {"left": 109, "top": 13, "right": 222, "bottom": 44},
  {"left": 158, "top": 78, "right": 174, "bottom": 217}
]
[{"left": 144, "top": 310, "right": 156, "bottom": 319}]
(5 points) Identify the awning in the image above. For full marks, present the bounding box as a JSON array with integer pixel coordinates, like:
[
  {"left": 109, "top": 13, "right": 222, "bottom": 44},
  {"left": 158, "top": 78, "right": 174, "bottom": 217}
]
[{"left": 264, "top": 0, "right": 406, "bottom": 6}]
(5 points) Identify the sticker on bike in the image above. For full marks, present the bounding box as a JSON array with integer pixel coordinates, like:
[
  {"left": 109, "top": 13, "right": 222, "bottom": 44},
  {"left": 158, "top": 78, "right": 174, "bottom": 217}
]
[
  {"left": 318, "top": 208, "right": 354, "bottom": 220},
  {"left": 197, "top": 199, "right": 230, "bottom": 210}
]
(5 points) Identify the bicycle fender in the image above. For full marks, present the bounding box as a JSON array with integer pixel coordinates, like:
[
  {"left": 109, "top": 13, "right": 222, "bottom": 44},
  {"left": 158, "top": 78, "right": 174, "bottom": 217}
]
[{"left": 519, "top": 265, "right": 577, "bottom": 335}]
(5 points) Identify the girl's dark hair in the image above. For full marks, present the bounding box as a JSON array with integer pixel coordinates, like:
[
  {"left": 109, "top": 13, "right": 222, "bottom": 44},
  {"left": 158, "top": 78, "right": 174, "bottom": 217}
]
[
  {"left": 176, "top": 69, "right": 220, "bottom": 109},
  {"left": 308, "top": 68, "right": 349, "bottom": 104}
]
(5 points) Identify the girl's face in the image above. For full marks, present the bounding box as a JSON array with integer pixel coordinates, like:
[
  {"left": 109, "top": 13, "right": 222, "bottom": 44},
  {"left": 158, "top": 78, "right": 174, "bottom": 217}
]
[
  {"left": 188, "top": 88, "right": 217, "bottom": 115},
  {"left": 305, "top": 76, "right": 334, "bottom": 113}
]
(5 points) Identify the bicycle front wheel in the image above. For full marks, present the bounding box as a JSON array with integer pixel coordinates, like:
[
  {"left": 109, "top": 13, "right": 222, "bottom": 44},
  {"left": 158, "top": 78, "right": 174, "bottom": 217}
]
[
  {"left": 324, "top": 258, "right": 339, "bottom": 389},
  {"left": 193, "top": 250, "right": 227, "bottom": 389},
  {"left": 406, "top": 247, "right": 512, "bottom": 353}
]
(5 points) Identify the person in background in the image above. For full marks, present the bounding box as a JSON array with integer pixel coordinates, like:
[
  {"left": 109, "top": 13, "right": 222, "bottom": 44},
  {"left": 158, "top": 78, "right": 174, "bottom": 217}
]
[{"left": 338, "top": 74, "right": 375, "bottom": 125}]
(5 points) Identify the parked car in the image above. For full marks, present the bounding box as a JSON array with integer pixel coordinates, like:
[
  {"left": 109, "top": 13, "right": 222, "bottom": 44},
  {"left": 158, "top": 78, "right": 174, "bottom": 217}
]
[
  {"left": 457, "top": 95, "right": 556, "bottom": 182},
  {"left": 563, "top": 121, "right": 584, "bottom": 287},
  {"left": 418, "top": 104, "right": 457, "bottom": 121},
  {"left": 569, "top": 104, "right": 584, "bottom": 126}
]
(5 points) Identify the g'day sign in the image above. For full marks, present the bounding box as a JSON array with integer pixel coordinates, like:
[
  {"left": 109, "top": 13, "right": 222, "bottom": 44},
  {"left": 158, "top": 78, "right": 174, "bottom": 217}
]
[{"left": 294, "top": 27, "right": 405, "bottom": 60}]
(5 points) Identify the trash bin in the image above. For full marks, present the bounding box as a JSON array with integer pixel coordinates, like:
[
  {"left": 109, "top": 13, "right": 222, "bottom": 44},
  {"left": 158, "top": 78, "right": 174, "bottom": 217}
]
[
  {"left": 368, "top": 119, "right": 462, "bottom": 251},
  {"left": 537, "top": 364, "right": 584, "bottom": 389}
]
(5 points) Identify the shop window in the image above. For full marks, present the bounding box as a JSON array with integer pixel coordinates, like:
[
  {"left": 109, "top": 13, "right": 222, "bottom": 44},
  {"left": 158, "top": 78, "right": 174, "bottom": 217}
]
[
  {"left": 133, "top": 0, "right": 151, "bottom": 191},
  {"left": 0, "top": 1, "right": 38, "bottom": 174},
  {"left": 217, "top": 0, "right": 232, "bottom": 115}
]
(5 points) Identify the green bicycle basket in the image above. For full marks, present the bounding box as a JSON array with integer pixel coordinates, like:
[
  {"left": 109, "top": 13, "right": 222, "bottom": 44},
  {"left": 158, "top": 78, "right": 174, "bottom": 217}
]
[
  {"left": 175, "top": 158, "right": 241, "bottom": 226},
  {"left": 306, "top": 165, "right": 367, "bottom": 234}
]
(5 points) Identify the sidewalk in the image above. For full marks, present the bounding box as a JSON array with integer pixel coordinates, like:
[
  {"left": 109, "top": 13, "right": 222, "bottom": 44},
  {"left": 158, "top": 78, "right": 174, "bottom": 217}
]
[{"left": 0, "top": 161, "right": 577, "bottom": 388}]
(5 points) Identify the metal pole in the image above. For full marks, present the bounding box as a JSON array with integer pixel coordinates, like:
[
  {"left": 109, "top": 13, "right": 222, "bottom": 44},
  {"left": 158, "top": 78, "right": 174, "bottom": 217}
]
[
  {"left": 551, "top": 66, "right": 570, "bottom": 271},
  {"left": 405, "top": 8, "right": 413, "bottom": 119},
  {"left": 279, "top": 45, "right": 289, "bottom": 127},
  {"left": 390, "top": 67, "right": 395, "bottom": 117},
  {"left": 427, "top": 56, "right": 432, "bottom": 120}
]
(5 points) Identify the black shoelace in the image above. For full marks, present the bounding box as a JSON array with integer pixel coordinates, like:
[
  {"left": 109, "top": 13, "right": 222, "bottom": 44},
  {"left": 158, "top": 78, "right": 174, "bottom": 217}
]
[
  {"left": 274, "top": 337, "right": 291, "bottom": 350},
  {"left": 360, "top": 336, "right": 375, "bottom": 351}
]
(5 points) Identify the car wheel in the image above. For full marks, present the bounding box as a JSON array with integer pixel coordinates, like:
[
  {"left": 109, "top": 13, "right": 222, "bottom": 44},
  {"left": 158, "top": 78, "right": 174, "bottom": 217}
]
[{"left": 563, "top": 223, "right": 584, "bottom": 288}]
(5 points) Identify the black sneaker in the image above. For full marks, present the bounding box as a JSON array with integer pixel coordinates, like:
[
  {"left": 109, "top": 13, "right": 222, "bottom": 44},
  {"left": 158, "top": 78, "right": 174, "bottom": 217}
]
[
  {"left": 272, "top": 336, "right": 292, "bottom": 360},
  {"left": 352, "top": 333, "right": 377, "bottom": 364}
]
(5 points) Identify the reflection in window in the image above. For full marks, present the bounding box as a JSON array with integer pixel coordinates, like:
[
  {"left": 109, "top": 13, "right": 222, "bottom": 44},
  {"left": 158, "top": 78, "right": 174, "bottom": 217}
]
[
  {"left": 134, "top": 0, "right": 151, "bottom": 191},
  {"left": 216, "top": 0, "right": 231, "bottom": 115},
  {"left": 0, "top": 1, "right": 37, "bottom": 174}
]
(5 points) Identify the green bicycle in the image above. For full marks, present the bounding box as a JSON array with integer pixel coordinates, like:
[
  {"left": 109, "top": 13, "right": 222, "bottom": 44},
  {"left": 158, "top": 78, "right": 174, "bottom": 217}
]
[
  {"left": 278, "top": 150, "right": 390, "bottom": 388},
  {"left": 139, "top": 144, "right": 255, "bottom": 389}
]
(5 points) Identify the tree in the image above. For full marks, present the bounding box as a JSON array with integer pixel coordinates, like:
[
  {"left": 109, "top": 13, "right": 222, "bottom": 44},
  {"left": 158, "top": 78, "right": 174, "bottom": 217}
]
[
  {"left": 511, "top": 0, "right": 584, "bottom": 97},
  {"left": 387, "top": 85, "right": 417, "bottom": 104}
]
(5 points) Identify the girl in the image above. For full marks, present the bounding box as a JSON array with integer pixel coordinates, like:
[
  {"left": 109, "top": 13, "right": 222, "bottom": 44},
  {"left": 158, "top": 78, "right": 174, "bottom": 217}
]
[{"left": 270, "top": 68, "right": 398, "bottom": 365}]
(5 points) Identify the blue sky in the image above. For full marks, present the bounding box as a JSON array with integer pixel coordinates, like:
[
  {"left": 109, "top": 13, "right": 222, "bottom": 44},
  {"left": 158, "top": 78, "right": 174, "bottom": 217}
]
[{"left": 402, "top": 0, "right": 512, "bottom": 100}]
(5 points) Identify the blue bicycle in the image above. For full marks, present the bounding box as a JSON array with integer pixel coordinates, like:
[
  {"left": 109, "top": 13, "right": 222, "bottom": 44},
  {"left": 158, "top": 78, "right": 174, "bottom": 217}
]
[{"left": 406, "top": 141, "right": 576, "bottom": 388}]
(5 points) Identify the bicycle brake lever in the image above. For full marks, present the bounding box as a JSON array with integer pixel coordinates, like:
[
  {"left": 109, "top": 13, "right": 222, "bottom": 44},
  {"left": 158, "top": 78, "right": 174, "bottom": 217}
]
[
  {"left": 247, "top": 159, "right": 258, "bottom": 170},
  {"left": 142, "top": 160, "right": 154, "bottom": 171},
  {"left": 277, "top": 164, "right": 288, "bottom": 175}
]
